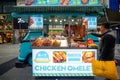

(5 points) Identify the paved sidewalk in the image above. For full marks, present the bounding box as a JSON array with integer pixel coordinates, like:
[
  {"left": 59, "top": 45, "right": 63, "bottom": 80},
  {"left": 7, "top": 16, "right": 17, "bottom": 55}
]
[
  {"left": 115, "top": 44, "right": 120, "bottom": 79},
  {"left": 0, "top": 43, "right": 19, "bottom": 64}
]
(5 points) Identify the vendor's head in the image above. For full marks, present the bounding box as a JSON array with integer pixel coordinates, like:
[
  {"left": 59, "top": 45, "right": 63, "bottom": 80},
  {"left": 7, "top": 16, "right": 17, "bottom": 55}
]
[
  {"left": 64, "top": 24, "right": 69, "bottom": 30},
  {"left": 100, "top": 22, "right": 110, "bottom": 33}
]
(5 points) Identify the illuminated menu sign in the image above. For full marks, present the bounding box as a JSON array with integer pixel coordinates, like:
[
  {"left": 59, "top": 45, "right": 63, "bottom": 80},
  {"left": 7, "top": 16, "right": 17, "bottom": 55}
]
[
  {"left": 25, "top": 0, "right": 99, "bottom": 6},
  {"left": 28, "top": 15, "right": 43, "bottom": 30},
  {"left": 32, "top": 49, "right": 97, "bottom": 76},
  {"left": 82, "top": 16, "right": 97, "bottom": 30}
]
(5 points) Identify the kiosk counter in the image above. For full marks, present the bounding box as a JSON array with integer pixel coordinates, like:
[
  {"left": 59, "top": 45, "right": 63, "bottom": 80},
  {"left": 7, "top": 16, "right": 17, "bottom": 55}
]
[{"left": 32, "top": 46, "right": 97, "bottom": 77}]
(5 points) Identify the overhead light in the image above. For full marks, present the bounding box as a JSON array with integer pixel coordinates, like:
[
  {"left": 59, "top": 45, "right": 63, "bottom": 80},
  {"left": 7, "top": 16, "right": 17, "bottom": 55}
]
[
  {"left": 49, "top": 19, "right": 52, "bottom": 22},
  {"left": 75, "top": 22, "right": 78, "bottom": 24},
  {"left": 72, "top": 19, "right": 74, "bottom": 22},
  {"left": 60, "top": 20, "right": 62, "bottom": 23},
  {"left": 55, "top": 19, "right": 58, "bottom": 22}
]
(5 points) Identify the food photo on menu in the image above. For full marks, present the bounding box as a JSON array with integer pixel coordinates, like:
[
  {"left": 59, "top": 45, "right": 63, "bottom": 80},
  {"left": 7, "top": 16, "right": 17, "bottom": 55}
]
[
  {"left": 53, "top": 51, "right": 67, "bottom": 63},
  {"left": 60, "top": 0, "right": 70, "bottom": 5},
  {"left": 82, "top": 51, "right": 95, "bottom": 63},
  {"left": 25, "top": 0, "right": 35, "bottom": 5},
  {"left": 28, "top": 17, "right": 34, "bottom": 26},
  {"left": 81, "top": 0, "right": 88, "bottom": 4}
]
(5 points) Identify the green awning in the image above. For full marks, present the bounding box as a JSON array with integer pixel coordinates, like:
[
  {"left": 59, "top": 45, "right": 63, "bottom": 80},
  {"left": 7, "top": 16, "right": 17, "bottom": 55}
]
[
  {"left": 13, "top": 6, "right": 104, "bottom": 14},
  {"left": 13, "top": 6, "right": 105, "bottom": 25}
]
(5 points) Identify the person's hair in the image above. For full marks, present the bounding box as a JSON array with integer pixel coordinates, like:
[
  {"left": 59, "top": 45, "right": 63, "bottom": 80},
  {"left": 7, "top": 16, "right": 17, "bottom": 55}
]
[
  {"left": 65, "top": 24, "right": 69, "bottom": 27},
  {"left": 97, "top": 28, "right": 100, "bottom": 32},
  {"left": 101, "top": 22, "right": 110, "bottom": 29}
]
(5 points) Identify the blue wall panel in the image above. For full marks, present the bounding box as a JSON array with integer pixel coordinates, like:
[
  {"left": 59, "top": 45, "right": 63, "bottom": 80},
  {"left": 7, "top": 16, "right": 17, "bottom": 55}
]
[{"left": 109, "top": 0, "right": 119, "bottom": 11}]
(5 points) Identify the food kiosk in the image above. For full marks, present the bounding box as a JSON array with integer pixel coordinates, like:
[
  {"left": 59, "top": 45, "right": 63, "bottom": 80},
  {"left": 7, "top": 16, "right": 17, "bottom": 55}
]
[{"left": 13, "top": 0, "right": 105, "bottom": 79}]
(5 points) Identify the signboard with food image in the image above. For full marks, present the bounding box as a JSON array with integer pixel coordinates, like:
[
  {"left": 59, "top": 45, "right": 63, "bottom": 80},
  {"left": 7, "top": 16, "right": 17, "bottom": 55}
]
[
  {"left": 53, "top": 51, "right": 67, "bottom": 63},
  {"left": 32, "top": 49, "right": 97, "bottom": 76},
  {"left": 82, "top": 16, "right": 97, "bottom": 30},
  {"left": 28, "top": 15, "right": 43, "bottom": 30},
  {"left": 24, "top": 0, "right": 99, "bottom": 6},
  {"left": 82, "top": 51, "right": 95, "bottom": 63}
]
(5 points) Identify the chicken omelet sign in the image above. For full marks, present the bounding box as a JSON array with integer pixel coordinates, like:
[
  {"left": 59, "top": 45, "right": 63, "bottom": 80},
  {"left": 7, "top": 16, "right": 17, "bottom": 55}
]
[{"left": 32, "top": 49, "right": 97, "bottom": 76}]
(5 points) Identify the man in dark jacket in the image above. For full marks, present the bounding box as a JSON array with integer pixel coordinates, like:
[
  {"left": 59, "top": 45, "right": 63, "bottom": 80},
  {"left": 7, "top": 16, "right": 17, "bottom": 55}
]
[
  {"left": 94, "top": 23, "right": 116, "bottom": 80},
  {"left": 99, "top": 23, "right": 116, "bottom": 61}
]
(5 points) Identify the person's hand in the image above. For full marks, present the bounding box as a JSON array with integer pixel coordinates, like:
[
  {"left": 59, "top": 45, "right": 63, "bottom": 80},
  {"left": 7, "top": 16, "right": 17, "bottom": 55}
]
[{"left": 87, "top": 32, "right": 92, "bottom": 34}]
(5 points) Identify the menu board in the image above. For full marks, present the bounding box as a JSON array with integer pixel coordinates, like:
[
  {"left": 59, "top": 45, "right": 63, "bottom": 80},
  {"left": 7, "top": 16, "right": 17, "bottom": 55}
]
[
  {"left": 32, "top": 49, "right": 97, "bottom": 76},
  {"left": 25, "top": 0, "right": 99, "bottom": 6},
  {"left": 82, "top": 16, "right": 97, "bottom": 30},
  {"left": 28, "top": 15, "right": 43, "bottom": 30}
]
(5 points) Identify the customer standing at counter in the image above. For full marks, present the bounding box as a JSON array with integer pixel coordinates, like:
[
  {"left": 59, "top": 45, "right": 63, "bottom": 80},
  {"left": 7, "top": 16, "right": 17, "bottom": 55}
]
[
  {"left": 95, "top": 22, "right": 116, "bottom": 80},
  {"left": 61, "top": 24, "right": 69, "bottom": 37},
  {"left": 99, "top": 22, "right": 116, "bottom": 61}
]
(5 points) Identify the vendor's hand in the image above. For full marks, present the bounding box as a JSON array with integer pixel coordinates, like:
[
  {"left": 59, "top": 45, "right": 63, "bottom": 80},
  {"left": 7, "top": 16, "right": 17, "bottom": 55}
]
[{"left": 87, "top": 32, "right": 92, "bottom": 34}]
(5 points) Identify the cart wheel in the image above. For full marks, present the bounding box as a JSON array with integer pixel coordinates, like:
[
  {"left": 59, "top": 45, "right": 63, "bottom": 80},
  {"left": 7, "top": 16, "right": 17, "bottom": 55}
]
[{"left": 27, "top": 54, "right": 32, "bottom": 66}]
